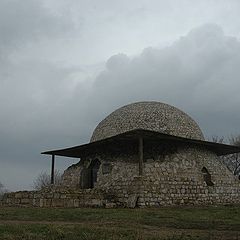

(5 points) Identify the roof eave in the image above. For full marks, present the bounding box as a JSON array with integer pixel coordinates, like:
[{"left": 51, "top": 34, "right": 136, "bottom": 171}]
[{"left": 41, "top": 129, "right": 240, "bottom": 158}]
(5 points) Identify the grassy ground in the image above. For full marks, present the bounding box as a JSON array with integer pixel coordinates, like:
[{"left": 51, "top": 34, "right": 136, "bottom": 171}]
[{"left": 0, "top": 205, "right": 240, "bottom": 239}]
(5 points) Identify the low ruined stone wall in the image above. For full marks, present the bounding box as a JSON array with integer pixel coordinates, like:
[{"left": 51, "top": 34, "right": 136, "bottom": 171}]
[{"left": 1, "top": 188, "right": 108, "bottom": 208}]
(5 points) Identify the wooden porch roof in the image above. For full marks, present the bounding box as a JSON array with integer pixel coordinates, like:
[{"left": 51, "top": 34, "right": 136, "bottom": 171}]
[{"left": 41, "top": 129, "right": 240, "bottom": 158}]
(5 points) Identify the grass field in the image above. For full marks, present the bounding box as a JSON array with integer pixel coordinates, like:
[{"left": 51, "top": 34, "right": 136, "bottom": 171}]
[{"left": 0, "top": 205, "right": 240, "bottom": 239}]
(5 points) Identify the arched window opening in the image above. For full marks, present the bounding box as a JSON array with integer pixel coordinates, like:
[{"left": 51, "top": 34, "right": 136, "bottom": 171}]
[{"left": 201, "top": 167, "right": 214, "bottom": 186}]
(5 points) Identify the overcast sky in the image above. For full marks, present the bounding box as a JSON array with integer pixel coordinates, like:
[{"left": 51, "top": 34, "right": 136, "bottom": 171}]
[{"left": 1, "top": 0, "right": 240, "bottom": 190}]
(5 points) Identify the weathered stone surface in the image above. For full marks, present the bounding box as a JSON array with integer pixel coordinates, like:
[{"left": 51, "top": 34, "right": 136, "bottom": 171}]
[
  {"left": 105, "top": 202, "right": 117, "bottom": 208},
  {"left": 126, "top": 194, "right": 138, "bottom": 208},
  {"left": 1, "top": 188, "right": 106, "bottom": 208},
  {"left": 91, "top": 101, "right": 204, "bottom": 142},
  {"left": 1, "top": 101, "right": 240, "bottom": 208}
]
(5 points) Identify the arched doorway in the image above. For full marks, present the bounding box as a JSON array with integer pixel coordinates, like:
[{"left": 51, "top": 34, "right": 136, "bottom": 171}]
[{"left": 89, "top": 159, "right": 101, "bottom": 188}]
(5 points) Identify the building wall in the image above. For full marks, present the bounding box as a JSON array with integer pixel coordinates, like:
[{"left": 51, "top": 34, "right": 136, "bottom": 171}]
[
  {"left": 138, "top": 147, "right": 240, "bottom": 206},
  {"left": 61, "top": 161, "right": 83, "bottom": 188},
  {"left": 2, "top": 143, "right": 240, "bottom": 208},
  {"left": 61, "top": 143, "right": 240, "bottom": 207}
]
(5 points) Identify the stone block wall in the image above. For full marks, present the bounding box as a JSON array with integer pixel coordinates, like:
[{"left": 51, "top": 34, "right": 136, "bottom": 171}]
[
  {"left": 137, "top": 147, "right": 240, "bottom": 206},
  {"left": 2, "top": 144, "right": 240, "bottom": 208},
  {"left": 1, "top": 188, "right": 106, "bottom": 208},
  {"left": 92, "top": 145, "right": 240, "bottom": 207},
  {"left": 61, "top": 161, "right": 83, "bottom": 188}
]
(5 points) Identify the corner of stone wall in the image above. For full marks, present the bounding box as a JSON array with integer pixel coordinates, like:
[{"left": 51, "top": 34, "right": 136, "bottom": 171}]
[{"left": 61, "top": 160, "right": 82, "bottom": 188}]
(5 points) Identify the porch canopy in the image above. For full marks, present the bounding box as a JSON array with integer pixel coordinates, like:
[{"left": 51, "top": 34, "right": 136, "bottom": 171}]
[
  {"left": 42, "top": 129, "right": 240, "bottom": 184},
  {"left": 42, "top": 129, "right": 240, "bottom": 158}
]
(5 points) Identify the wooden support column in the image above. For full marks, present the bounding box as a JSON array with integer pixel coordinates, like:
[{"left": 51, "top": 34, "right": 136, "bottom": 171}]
[
  {"left": 138, "top": 136, "right": 143, "bottom": 175},
  {"left": 51, "top": 154, "right": 55, "bottom": 184}
]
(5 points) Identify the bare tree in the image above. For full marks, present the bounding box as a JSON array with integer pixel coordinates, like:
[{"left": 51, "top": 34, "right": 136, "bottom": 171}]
[
  {"left": 226, "top": 135, "right": 240, "bottom": 176},
  {"left": 210, "top": 135, "right": 225, "bottom": 144},
  {"left": 211, "top": 135, "right": 240, "bottom": 177},
  {"left": 0, "top": 182, "right": 8, "bottom": 200},
  {"left": 33, "top": 170, "right": 63, "bottom": 190}
]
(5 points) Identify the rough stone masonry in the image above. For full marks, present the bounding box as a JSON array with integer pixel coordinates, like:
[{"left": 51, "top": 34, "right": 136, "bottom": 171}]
[{"left": 2, "top": 101, "right": 240, "bottom": 208}]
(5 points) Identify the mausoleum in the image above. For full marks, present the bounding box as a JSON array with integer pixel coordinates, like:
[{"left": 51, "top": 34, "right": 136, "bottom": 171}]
[{"left": 2, "top": 101, "right": 240, "bottom": 207}]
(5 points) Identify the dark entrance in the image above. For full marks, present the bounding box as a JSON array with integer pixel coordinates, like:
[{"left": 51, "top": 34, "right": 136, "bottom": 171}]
[
  {"left": 80, "top": 158, "right": 101, "bottom": 189},
  {"left": 201, "top": 167, "right": 214, "bottom": 186},
  {"left": 89, "top": 158, "right": 101, "bottom": 188}
]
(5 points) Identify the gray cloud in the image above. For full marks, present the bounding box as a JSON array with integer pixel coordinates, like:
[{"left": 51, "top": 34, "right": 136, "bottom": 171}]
[
  {"left": 0, "top": 0, "right": 73, "bottom": 49},
  {"left": 1, "top": 2, "right": 240, "bottom": 191},
  {"left": 0, "top": 0, "right": 80, "bottom": 190},
  {"left": 85, "top": 24, "right": 240, "bottom": 140}
]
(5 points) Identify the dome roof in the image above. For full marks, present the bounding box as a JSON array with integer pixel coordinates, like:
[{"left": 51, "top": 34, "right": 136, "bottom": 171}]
[{"left": 90, "top": 101, "right": 204, "bottom": 142}]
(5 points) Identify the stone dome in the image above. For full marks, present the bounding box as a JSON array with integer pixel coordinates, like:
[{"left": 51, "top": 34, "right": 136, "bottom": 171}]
[{"left": 90, "top": 101, "right": 204, "bottom": 142}]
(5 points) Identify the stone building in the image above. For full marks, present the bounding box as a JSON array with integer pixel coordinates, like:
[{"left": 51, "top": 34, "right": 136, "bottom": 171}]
[{"left": 2, "top": 101, "right": 240, "bottom": 207}]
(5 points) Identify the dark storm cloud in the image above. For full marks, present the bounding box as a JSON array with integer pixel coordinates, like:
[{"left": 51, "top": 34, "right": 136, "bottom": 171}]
[
  {"left": 85, "top": 24, "right": 240, "bottom": 137},
  {"left": 0, "top": 0, "right": 79, "bottom": 190},
  {"left": 0, "top": 0, "right": 72, "bottom": 48},
  {"left": 1, "top": 1, "right": 240, "bottom": 192}
]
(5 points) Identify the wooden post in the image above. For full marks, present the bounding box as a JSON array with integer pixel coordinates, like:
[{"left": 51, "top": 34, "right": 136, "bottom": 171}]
[
  {"left": 51, "top": 154, "right": 55, "bottom": 184},
  {"left": 139, "top": 136, "right": 143, "bottom": 175}
]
